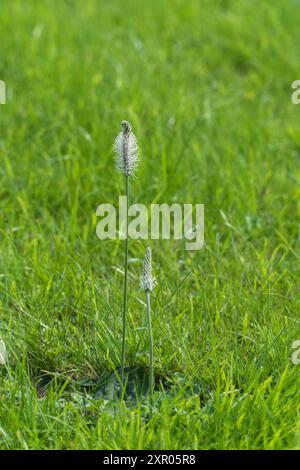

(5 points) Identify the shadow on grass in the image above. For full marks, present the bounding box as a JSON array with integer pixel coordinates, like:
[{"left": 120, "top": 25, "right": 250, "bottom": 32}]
[{"left": 32, "top": 366, "right": 212, "bottom": 412}]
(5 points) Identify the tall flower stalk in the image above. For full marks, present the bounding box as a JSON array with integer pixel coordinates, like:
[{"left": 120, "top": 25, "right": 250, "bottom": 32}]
[
  {"left": 114, "top": 121, "right": 138, "bottom": 385},
  {"left": 141, "top": 247, "right": 156, "bottom": 416}
]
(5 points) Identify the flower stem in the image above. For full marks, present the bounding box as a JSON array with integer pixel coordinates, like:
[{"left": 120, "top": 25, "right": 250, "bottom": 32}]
[
  {"left": 146, "top": 290, "right": 154, "bottom": 416},
  {"left": 121, "top": 175, "right": 129, "bottom": 386}
]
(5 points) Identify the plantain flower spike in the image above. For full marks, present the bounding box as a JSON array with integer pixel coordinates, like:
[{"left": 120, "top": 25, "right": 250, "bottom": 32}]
[
  {"left": 141, "top": 247, "right": 156, "bottom": 292},
  {"left": 114, "top": 120, "right": 139, "bottom": 177}
]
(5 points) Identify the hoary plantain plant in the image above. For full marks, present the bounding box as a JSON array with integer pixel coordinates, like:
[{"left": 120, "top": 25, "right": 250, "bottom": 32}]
[
  {"left": 113, "top": 121, "right": 139, "bottom": 385},
  {"left": 141, "top": 247, "right": 156, "bottom": 416}
]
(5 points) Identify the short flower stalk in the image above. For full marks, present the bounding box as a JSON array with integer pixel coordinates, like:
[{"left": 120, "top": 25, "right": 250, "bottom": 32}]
[{"left": 141, "top": 247, "right": 156, "bottom": 416}]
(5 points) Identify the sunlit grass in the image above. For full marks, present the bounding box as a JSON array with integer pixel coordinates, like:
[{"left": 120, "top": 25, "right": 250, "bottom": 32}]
[{"left": 0, "top": 0, "right": 299, "bottom": 450}]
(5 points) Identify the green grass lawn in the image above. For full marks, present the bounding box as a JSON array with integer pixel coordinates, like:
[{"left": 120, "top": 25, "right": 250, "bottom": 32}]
[{"left": 0, "top": 0, "right": 300, "bottom": 450}]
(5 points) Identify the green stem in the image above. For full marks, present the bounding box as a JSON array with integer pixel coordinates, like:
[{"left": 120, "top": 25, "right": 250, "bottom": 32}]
[
  {"left": 121, "top": 176, "right": 129, "bottom": 386},
  {"left": 146, "top": 290, "right": 154, "bottom": 416}
]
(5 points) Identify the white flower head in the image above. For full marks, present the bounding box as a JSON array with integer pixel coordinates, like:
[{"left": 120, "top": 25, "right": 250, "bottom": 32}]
[
  {"left": 141, "top": 247, "right": 156, "bottom": 292},
  {"left": 0, "top": 340, "right": 6, "bottom": 365},
  {"left": 113, "top": 120, "right": 139, "bottom": 177}
]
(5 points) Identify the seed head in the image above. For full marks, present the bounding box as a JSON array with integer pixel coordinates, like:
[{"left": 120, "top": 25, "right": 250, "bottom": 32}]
[
  {"left": 113, "top": 120, "right": 139, "bottom": 177},
  {"left": 141, "top": 247, "right": 156, "bottom": 292},
  {"left": 0, "top": 340, "right": 6, "bottom": 365}
]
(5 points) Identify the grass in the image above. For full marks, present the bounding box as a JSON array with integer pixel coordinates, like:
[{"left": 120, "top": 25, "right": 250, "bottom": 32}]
[{"left": 0, "top": 0, "right": 300, "bottom": 450}]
